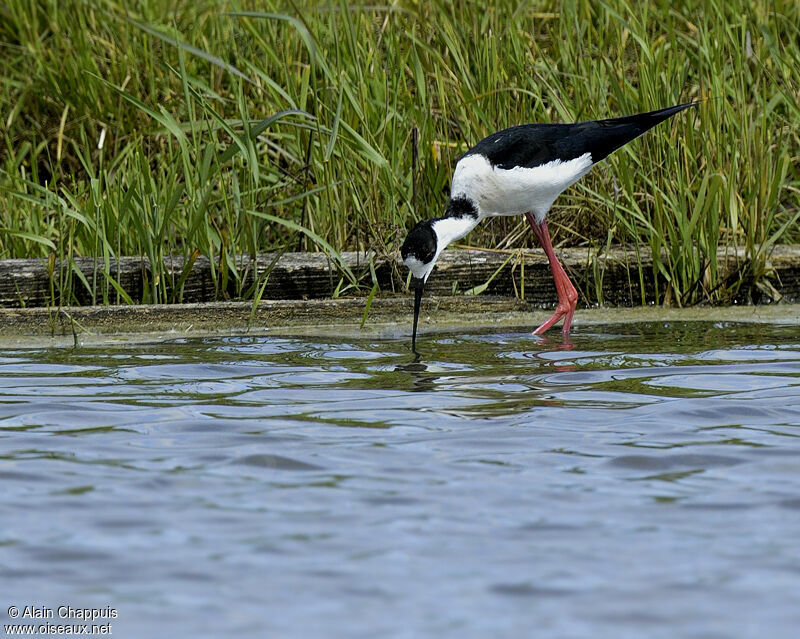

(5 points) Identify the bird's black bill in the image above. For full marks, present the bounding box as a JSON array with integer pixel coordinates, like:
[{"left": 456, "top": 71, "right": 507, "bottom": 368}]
[{"left": 411, "top": 278, "right": 424, "bottom": 353}]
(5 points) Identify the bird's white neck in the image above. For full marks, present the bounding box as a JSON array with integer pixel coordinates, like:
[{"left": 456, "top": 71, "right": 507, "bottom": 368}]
[{"left": 431, "top": 215, "right": 480, "bottom": 253}]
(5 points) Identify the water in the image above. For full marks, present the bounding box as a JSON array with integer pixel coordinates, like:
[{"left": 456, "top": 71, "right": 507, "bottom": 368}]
[{"left": 2, "top": 321, "right": 800, "bottom": 638}]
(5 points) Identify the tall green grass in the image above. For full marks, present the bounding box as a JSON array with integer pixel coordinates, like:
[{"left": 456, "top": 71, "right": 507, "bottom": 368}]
[{"left": 1, "top": 0, "right": 798, "bottom": 306}]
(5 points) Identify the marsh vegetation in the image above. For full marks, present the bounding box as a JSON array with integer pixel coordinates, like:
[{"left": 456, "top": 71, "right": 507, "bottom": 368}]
[{"left": 1, "top": 0, "right": 798, "bottom": 305}]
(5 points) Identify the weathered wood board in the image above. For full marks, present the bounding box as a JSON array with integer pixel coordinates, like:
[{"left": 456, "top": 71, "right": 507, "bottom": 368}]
[{"left": 0, "top": 246, "right": 798, "bottom": 309}]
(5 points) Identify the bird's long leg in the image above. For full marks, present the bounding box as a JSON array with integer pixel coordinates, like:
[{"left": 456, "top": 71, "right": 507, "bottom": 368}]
[{"left": 524, "top": 213, "right": 578, "bottom": 336}]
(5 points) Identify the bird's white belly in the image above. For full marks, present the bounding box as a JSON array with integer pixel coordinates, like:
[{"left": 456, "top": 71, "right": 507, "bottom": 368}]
[{"left": 451, "top": 153, "right": 593, "bottom": 221}]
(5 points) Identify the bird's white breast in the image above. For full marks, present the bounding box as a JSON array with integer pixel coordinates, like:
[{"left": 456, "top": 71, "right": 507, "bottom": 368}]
[{"left": 450, "top": 152, "right": 593, "bottom": 222}]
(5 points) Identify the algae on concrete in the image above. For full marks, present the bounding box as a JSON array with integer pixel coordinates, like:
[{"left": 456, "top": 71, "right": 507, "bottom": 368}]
[{"left": 1, "top": 296, "right": 798, "bottom": 349}]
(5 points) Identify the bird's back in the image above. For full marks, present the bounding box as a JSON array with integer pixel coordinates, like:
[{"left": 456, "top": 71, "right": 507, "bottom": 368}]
[
  {"left": 463, "top": 103, "right": 696, "bottom": 170},
  {"left": 449, "top": 102, "right": 696, "bottom": 220}
]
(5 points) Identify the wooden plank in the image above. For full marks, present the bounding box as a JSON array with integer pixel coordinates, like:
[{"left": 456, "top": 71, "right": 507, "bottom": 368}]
[{"left": 0, "top": 246, "right": 798, "bottom": 308}]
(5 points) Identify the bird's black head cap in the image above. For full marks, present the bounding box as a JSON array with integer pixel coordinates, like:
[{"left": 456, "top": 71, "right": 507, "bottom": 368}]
[{"left": 401, "top": 220, "right": 437, "bottom": 264}]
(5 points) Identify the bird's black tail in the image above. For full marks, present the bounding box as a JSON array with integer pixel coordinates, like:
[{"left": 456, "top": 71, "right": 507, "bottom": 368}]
[{"left": 585, "top": 102, "right": 697, "bottom": 163}]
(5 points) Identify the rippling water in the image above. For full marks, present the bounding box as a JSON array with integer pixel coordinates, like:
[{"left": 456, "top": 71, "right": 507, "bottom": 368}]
[{"left": 2, "top": 322, "right": 800, "bottom": 638}]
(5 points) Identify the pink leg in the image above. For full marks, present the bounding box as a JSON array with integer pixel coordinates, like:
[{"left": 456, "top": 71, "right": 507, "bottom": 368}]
[{"left": 524, "top": 213, "right": 578, "bottom": 337}]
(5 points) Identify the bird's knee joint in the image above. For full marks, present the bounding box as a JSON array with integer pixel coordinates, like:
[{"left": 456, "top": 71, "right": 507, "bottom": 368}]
[{"left": 566, "top": 290, "right": 578, "bottom": 306}]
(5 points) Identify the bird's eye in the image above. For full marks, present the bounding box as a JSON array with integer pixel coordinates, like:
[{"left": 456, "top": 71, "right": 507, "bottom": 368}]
[{"left": 425, "top": 251, "right": 435, "bottom": 261}]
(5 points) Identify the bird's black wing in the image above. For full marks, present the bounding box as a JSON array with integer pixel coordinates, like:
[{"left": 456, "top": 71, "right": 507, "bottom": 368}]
[{"left": 464, "top": 103, "right": 696, "bottom": 170}]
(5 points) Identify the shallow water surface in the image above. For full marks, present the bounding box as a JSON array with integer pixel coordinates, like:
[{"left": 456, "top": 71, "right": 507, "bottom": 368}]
[{"left": 2, "top": 322, "right": 800, "bottom": 637}]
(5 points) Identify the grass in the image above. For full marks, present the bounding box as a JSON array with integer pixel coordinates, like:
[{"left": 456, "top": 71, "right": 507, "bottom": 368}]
[{"left": 0, "top": 0, "right": 798, "bottom": 307}]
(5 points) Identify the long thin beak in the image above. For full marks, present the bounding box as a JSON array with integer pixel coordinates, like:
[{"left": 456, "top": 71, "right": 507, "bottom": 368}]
[{"left": 411, "top": 277, "right": 424, "bottom": 353}]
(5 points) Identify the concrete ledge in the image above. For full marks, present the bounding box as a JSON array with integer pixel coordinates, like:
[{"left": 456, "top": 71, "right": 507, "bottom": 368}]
[
  {"left": 0, "top": 296, "right": 526, "bottom": 339},
  {"left": 2, "top": 296, "right": 798, "bottom": 349}
]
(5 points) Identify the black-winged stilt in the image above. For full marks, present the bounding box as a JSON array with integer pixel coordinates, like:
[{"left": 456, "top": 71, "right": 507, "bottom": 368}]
[{"left": 401, "top": 103, "right": 697, "bottom": 351}]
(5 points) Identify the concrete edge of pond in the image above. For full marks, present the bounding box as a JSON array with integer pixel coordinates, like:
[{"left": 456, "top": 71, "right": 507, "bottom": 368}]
[{"left": 1, "top": 297, "right": 798, "bottom": 348}]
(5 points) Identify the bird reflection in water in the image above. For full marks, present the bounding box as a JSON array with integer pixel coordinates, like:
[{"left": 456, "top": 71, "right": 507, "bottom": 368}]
[{"left": 394, "top": 332, "right": 578, "bottom": 393}]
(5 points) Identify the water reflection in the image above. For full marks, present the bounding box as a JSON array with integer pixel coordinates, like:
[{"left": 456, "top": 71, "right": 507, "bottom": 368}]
[
  {"left": 393, "top": 358, "right": 436, "bottom": 393},
  {"left": 1, "top": 323, "right": 800, "bottom": 637}
]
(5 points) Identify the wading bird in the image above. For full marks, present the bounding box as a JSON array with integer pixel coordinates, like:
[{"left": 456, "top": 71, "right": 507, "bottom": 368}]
[{"left": 401, "top": 103, "right": 696, "bottom": 352}]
